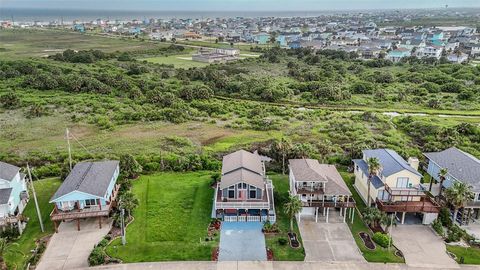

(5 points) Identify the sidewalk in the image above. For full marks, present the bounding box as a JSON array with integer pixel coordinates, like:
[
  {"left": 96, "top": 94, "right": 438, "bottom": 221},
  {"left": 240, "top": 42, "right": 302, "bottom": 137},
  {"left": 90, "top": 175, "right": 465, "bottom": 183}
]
[{"left": 85, "top": 261, "right": 480, "bottom": 270}]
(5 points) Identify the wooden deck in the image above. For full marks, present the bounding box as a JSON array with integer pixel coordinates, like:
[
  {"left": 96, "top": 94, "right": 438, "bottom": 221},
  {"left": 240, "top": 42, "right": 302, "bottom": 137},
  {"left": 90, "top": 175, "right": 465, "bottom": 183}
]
[
  {"left": 376, "top": 197, "right": 440, "bottom": 213},
  {"left": 50, "top": 206, "right": 111, "bottom": 221},
  {"left": 303, "top": 198, "right": 356, "bottom": 208}
]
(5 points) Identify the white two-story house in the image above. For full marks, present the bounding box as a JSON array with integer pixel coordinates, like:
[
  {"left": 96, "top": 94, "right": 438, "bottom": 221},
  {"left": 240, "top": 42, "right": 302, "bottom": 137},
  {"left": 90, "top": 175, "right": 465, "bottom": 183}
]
[{"left": 0, "top": 162, "right": 29, "bottom": 234}]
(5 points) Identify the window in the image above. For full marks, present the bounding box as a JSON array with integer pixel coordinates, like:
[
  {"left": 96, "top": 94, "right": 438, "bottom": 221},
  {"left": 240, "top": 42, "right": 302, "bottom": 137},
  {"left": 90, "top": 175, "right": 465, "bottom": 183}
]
[
  {"left": 396, "top": 177, "right": 409, "bottom": 188},
  {"left": 228, "top": 190, "right": 235, "bottom": 198},
  {"left": 85, "top": 199, "right": 96, "bottom": 207},
  {"left": 249, "top": 189, "right": 256, "bottom": 199}
]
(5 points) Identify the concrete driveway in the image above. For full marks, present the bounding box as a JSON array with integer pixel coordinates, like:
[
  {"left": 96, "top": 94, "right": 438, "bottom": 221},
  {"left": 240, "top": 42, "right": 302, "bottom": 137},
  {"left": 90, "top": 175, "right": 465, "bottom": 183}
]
[
  {"left": 298, "top": 216, "right": 364, "bottom": 262},
  {"left": 36, "top": 218, "right": 112, "bottom": 270},
  {"left": 391, "top": 225, "right": 458, "bottom": 268},
  {"left": 219, "top": 222, "right": 266, "bottom": 261}
]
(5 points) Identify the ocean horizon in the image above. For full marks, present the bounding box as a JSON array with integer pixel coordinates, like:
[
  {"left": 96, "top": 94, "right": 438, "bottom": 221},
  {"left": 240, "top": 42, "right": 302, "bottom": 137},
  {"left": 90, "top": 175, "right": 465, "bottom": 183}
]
[{"left": 1, "top": 7, "right": 478, "bottom": 23}]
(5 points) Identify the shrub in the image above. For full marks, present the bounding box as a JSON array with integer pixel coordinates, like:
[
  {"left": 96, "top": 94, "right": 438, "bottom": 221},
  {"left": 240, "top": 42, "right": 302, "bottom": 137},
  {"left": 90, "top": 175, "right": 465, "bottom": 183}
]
[
  {"left": 88, "top": 246, "right": 105, "bottom": 266},
  {"left": 432, "top": 218, "right": 444, "bottom": 237},
  {"left": 278, "top": 238, "right": 288, "bottom": 246},
  {"left": 439, "top": 207, "right": 453, "bottom": 228},
  {"left": 446, "top": 225, "right": 463, "bottom": 243},
  {"left": 0, "top": 92, "right": 20, "bottom": 109},
  {"left": 372, "top": 232, "right": 392, "bottom": 248}
]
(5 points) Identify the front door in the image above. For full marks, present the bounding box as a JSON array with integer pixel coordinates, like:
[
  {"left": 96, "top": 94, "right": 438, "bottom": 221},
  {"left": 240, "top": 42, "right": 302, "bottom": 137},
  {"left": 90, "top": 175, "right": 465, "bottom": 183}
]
[{"left": 238, "top": 190, "right": 246, "bottom": 200}]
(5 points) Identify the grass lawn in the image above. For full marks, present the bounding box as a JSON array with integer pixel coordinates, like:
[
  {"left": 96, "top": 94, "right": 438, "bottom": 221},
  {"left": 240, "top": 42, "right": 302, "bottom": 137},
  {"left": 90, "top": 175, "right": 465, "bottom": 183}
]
[
  {"left": 340, "top": 171, "right": 404, "bottom": 263},
  {"left": 447, "top": 245, "right": 480, "bottom": 265},
  {"left": 5, "top": 178, "right": 61, "bottom": 269},
  {"left": 105, "top": 172, "right": 218, "bottom": 262},
  {"left": 140, "top": 54, "right": 210, "bottom": 69},
  {"left": 266, "top": 174, "right": 305, "bottom": 261}
]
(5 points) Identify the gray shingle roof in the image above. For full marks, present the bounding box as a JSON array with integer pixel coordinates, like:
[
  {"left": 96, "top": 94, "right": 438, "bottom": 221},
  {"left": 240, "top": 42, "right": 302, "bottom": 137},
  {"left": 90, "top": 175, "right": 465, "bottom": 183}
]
[
  {"left": 50, "top": 160, "right": 119, "bottom": 202},
  {"left": 352, "top": 159, "right": 384, "bottom": 189},
  {"left": 424, "top": 147, "right": 480, "bottom": 192},
  {"left": 220, "top": 150, "right": 265, "bottom": 189},
  {"left": 221, "top": 150, "right": 263, "bottom": 176},
  {"left": 363, "top": 149, "right": 421, "bottom": 177},
  {"left": 0, "top": 162, "right": 20, "bottom": 181},
  {"left": 0, "top": 188, "right": 12, "bottom": 204},
  {"left": 289, "top": 159, "right": 351, "bottom": 196}
]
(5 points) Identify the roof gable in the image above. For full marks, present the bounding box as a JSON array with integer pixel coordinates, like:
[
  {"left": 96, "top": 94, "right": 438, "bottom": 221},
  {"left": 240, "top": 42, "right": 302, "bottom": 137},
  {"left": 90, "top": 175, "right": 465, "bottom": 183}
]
[
  {"left": 0, "top": 162, "right": 20, "bottom": 182},
  {"left": 221, "top": 150, "right": 263, "bottom": 176}
]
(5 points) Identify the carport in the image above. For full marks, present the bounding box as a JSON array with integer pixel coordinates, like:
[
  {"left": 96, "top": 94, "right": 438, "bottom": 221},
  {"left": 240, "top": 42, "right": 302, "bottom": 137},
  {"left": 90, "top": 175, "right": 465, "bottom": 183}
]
[{"left": 218, "top": 222, "right": 266, "bottom": 261}]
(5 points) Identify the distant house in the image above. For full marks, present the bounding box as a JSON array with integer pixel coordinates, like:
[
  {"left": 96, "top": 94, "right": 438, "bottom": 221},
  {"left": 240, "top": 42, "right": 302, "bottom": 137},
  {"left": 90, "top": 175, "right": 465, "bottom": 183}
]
[
  {"left": 289, "top": 159, "right": 355, "bottom": 223},
  {"left": 73, "top": 24, "right": 85, "bottom": 33},
  {"left": 423, "top": 147, "right": 480, "bottom": 225},
  {"left": 253, "top": 33, "right": 270, "bottom": 45},
  {"left": 0, "top": 162, "right": 29, "bottom": 234},
  {"left": 192, "top": 47, "right": 240, "bottom": 63},
  {"left": 447, "top": 53, "right": 469, "bottom": 63},
  {"left": 386, "top": 48, "right": 411, "bottom": 62},
  {"left": 213, "top": 150, "right": 276, "bottom": 223},
  {"left": 416, "top": 45, "right": 443, "bottom": 59},
  {"left": 49, "top": 160, "right": 120, "bottom": 232},
  {"left": 353, "top": 149, "right": 439, "bottom": 224}
]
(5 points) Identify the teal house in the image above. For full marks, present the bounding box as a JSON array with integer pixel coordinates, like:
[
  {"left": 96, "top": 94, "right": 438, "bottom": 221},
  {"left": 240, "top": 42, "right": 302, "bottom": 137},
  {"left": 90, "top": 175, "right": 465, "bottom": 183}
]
[
  {"left": 49, "top": 160, "right": 120, "bottom": 232},
  {"left": 0, "top": 162, "right": 29, "bottom": 234},
  {"left": 254, "top": 33, "right": 270, "bottom": 45}
]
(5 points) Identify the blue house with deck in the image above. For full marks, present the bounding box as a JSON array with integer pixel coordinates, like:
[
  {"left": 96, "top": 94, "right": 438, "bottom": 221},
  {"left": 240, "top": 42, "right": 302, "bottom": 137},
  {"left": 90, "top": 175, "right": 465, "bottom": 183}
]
[{"left": 49, "top": 160, "right": 120, "bottom": 232}]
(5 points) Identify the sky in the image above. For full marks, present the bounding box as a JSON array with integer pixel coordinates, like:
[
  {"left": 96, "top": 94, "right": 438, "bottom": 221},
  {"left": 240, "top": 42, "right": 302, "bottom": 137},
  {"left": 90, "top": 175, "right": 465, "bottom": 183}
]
[{"left": 1, "top": 0, "right": 480, "bottom": 11}]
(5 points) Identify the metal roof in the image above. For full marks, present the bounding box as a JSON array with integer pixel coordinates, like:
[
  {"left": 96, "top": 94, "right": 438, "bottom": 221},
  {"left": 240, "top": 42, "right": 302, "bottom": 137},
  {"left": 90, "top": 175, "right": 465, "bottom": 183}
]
[
  {"left": 353, "top": 159, "right": 385, "bottom": 189},
  {"left": 0, "top": 188, "right": 12, "bottom": 204},
  {"left": 363, "top": 149, "right": 421, "bottom": 177}
]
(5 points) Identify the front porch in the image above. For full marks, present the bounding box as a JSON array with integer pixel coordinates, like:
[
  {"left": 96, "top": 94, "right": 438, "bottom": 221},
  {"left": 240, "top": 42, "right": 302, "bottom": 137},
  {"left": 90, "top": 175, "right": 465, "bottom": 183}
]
[
  {"left": 50, "top": 184, "right": 119, "bottom": 232},
  {"left": 216, "top": 209, "right": 276, "bottom": 223}
]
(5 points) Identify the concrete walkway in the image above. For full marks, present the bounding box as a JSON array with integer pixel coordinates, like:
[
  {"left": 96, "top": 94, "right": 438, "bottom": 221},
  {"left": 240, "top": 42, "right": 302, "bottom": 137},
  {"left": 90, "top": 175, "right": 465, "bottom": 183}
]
[
  {"left": 36, "top": 218, "right": 112, "bottom": 270},
  {"left": 391, "top": 225, "right": 459, "bottom": 269},
  {"left": 298, "top": 213, "right": 364, "bottom": 262},
  {"left": 84, "top": 261, "right": 480, "bottom": 270}
]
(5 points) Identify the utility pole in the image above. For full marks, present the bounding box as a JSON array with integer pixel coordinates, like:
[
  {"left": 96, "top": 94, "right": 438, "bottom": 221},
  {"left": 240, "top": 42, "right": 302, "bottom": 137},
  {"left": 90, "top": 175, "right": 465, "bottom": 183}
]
[
  {"left": 121, "top": 208, "right": 126, "bottom": 245},
  {"left": 27, "top": 164, "right": 44, "bottom": 232},
  {"left": 66, "top": 128, "right": 72, "bottom": 171}
]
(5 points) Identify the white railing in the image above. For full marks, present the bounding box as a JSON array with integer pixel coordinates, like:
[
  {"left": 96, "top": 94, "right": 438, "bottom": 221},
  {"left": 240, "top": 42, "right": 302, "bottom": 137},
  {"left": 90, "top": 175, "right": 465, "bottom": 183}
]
[
  {"left": 269, "top": 215, "right": 276, "bottom": 224},
  {"left": 247, "top": 216, "right": 261, "bottom": 222},
  {"left": 224, "top": 216, "right": 238, "bottom": 222},
  {"left": 238, "top": 216, "right": 246, "bottom": 222},
  {"left": 216, "top": 201, "right": 270, "bottom": 209},
  {"left": 261, "top": 216, "right": 268, "bottom": 222}
]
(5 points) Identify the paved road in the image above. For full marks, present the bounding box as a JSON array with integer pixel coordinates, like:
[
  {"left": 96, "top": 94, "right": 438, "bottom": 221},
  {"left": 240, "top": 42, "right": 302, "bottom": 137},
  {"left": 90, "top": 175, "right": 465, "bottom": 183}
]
[
  {"left": 84, "top": 261, "right": 480, "bottom": 270},
  {"left": 298, "top": 213, "right": 364, "bottom": 262},
  {"left": 37, "top": 218, "right": 111, "bottom": 270},
  {"left": 391, "top": 225, "right": 459, "bottom": 269}
]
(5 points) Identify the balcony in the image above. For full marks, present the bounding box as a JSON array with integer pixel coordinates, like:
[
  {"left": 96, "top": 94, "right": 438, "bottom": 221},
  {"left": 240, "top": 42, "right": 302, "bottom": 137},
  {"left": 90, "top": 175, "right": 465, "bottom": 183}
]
[
  {"left": 0, "top": 216, "right": 19, "bottom": 226},
  {"left": 376, "top": 197, "right": 440, "bottom": 213},
  {"left": 215, "top": 182, "right": 272, "bottom": 210},
  {"left": 302, "top": 197, "right": 356, "bottom": 208},
  {"left": 384, "top": 184, "right": 425, "bottom": 197}
]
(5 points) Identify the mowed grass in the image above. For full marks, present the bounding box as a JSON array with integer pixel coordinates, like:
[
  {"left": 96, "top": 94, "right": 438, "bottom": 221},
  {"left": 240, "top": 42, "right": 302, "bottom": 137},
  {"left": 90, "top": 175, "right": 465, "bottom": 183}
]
[
  {"left": 265, "top": 174, "right": 305, "bottom": 261},
  {"left": 0, "top": 29, "right": 165, "bottom": 59},
  {"left": 141, "top": 54, "right": 210, "bottom": 69},
  {"left": 340, "top": 171, "right": 404, "bottom": 263},
  {"left": 105, "top": 172, "right": 218, "bottom": 261},
  {"left": 5, "top": 178, "right": 61, "bottom": 269},
  {"left": 447, "top": 245, "right": 480, "bottom": 265}
]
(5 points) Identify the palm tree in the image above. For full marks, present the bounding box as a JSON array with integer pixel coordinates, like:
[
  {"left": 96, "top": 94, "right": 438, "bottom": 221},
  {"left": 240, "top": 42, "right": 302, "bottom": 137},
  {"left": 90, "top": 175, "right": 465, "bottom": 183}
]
[
  {"left": 367, "top": 157, "right": 381, "bottom": 206},
  {"left": 273, "top": 138, "right": 292, "bottom": 175},
  {"left": 0, "top": 237, "right": 20, "bottom": 269},
  {"left": 119, "top": 192, "right": 139, "bottom": 218},
  {"left": 437, "top": 168, "right": 448, "bottom": 198},
  {"left": 284, "top": 195, "right": 302, "bottom": 232},
  {"left": 445, "top": 181, "right": 474, "bottom": 224},
  {"left": 269, "top": 32, "right": 278, "bottom": 48}
]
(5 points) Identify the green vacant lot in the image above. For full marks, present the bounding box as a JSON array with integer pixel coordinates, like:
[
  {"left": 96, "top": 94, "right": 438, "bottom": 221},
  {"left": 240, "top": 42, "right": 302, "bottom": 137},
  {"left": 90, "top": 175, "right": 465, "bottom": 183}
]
[
  {"left": 106, "top": 172, "right": 218, "bottom": 261},
  {"left": 5, "top": 178, "right": 61, "bottom": 269},
  {"left": 447, "top": 245, "right": 480, "bottom": 265}
]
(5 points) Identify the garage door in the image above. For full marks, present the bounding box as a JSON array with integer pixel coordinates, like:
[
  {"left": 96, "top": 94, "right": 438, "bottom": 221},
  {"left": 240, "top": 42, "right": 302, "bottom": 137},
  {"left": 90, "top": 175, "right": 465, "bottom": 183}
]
[{"left": 301, "top": 207, "right": 316, "bottom": 216}]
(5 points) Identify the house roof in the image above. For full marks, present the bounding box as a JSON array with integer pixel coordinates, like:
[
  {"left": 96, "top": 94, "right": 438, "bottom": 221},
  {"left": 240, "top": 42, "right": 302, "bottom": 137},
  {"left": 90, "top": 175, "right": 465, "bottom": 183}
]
[
  {"left": 220, "top": 168, "right": 264, "bottom": 189},
  {"left": 221, "top": 150, "right": 263, "bottom": 176},
  {"left": 50, "top": 160, "right": 119, "bottom": 202},
  {"left": 0, "top": 162, "right": 20, "bottom": 181},
  {"left": 424, "top": 147, "right": 480, "bottom": 191},
  {"left": 353, "top": 159, "right": 385, "bottom": 189},
  {"left": 289, "top": 159, "right": 351, "bottom": 196},
  {"left": 0, "top": 188, "right": 12, "bottom": 204},
  {"left": 363, "top": 149, "right": 422, "bottom": 177}
]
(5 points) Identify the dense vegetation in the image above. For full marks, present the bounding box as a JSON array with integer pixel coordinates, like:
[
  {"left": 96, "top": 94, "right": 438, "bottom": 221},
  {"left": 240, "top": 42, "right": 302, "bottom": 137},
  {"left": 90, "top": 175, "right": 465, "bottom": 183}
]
[{"left": 1, "top": 30, "right": 479, "bottom": 178}]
